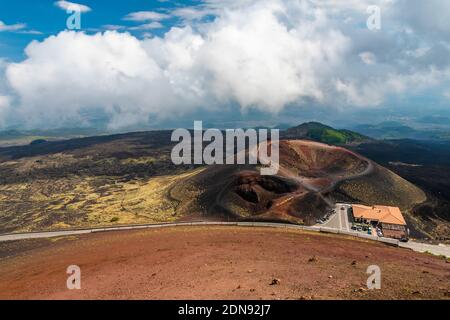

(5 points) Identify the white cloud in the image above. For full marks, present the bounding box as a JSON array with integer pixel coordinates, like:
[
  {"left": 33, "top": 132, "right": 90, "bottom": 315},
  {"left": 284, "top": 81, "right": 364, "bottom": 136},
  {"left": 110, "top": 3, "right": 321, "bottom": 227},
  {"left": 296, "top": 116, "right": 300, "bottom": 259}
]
[
  {"left": 444, "top": 90, "right": 450, "bottom": 99},
  {"left": 102, "top": 25, "right": 126, "bottom": 31},
  {"left": 0, "top": 95, "right": 10, "bottom": 108},
  {"left": 359, "top": 51, "right": 376, "bottom": 65},
  {"left": 5, "top": 31, "right": 204, "bottom": 129},
  {"left": 130, "top": 22, "right": 164, "bottom": 30},
  {"left": 190, "top": 2, "right": 349, "bottom": 111},
  {"left": 0, "top": 95, "right": 11, "bottom": 127},
  {"left": 124, "top": 11, "right": 170, "bottom": 22},
  {"left": 103, "top": 22, "right": 164, "bottom": 32},
  {"left": 20, "top": 30, "right": 44, "bottom": 35},
  {"left": 395, "top": 0, "right": 450, "bottom": 38},
  {"left": 55, "top": 1, "right": 91, "bottom": 13},
  {"left": 170, "top": 7, "right": 215, "bottom": 21},
  {"left": 4, "top": 1, "right": 352, "bottom": 128},
  {"left": 2, "top": 0, "right": 450, "bottom": 129},
  {"left": 0, "top": 21, "right": 26, "bottom": 32},
  {"left": 310, "top": 0, "right": 394, "bottom": 12}
]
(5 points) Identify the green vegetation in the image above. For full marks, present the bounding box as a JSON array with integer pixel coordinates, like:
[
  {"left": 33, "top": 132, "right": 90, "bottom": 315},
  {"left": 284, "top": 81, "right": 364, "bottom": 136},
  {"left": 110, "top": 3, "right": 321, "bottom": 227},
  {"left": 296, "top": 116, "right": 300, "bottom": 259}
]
[
  {"left": 352, "top": 122, "right": 450, "bottom": 140},
  {"left": 283, "top": 122, "right": 369, "bottom": 145},
  {"left": 307, "top": 128, "right": 362, "bottom": 144}
]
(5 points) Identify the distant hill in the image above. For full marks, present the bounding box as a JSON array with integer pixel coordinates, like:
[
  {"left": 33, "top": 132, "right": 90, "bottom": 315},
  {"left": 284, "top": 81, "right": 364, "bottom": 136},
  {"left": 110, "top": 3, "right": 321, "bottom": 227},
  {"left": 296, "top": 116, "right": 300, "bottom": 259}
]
[
  {"left": 0, "top": 128, "right": 106, "bottom": 147},
  {"left": 417, "top": 115, "right": 450, "bottom": 126},
  {"left": 282, "top": 122, "right": 370, "bottom": 145},
  {"left": 352, "top": 121, "right": 450, "bottom": 140}
]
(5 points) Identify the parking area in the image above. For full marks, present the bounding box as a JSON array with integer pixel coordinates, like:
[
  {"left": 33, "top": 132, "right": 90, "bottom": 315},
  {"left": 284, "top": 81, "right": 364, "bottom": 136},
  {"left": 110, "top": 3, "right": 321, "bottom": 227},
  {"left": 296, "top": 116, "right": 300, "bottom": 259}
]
[
  {"left": 318, "top": 203, "right": 378, "bottom": 236},
  {"left": 319, "top": 204, "right": 352, "bottom": 231}
]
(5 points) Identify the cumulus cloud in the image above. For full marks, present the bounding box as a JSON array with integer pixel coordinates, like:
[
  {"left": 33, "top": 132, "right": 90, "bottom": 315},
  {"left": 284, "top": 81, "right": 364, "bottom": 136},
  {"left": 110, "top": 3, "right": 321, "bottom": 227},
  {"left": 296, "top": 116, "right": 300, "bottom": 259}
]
[
  {"left": 187, "top": 1, "right": 349, "bottom": 111},
  {"left": 122, "top": 11, "right": 170, "bottom": 33},
  {"left": 6, "top": 31, "right": 195, "bottom": 129},
  {"left": 2, "top": 0, "right": 450, "bottom": 129},
  {"left": 55, "top": 1, "right": 91, "bottom": 13}
]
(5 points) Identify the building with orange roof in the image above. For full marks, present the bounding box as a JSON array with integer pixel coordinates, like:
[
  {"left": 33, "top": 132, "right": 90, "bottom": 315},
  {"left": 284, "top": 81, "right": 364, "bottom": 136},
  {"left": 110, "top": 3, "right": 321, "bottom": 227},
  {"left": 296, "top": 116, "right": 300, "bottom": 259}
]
[{"left": 351, "top": 204, "right": 408, "bottom": 240}]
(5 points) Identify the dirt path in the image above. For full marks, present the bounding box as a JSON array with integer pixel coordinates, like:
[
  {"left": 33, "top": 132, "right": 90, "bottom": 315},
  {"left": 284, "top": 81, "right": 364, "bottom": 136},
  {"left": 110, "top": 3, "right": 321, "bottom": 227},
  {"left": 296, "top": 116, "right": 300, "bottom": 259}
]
[{"left": 0, "top": 226, "right": 448, "bottom": 300}]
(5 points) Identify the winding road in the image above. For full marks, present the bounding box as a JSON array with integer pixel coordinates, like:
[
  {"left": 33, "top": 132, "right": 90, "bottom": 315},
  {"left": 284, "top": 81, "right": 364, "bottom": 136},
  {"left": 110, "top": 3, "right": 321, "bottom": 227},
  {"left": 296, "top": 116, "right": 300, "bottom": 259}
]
[{"left": 1, "top": 221, "right": 448, "bottom": 258}]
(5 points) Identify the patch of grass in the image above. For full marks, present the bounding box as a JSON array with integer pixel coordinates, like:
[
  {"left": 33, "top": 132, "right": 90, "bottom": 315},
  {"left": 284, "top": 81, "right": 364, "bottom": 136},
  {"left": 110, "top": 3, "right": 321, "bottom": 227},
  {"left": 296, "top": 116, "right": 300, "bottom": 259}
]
[
  {"left": 285, "top": 122, "right": 369, "bottom": 145},
  {"left": 308, "top": 128, "right": 366, "bottom": 145}
]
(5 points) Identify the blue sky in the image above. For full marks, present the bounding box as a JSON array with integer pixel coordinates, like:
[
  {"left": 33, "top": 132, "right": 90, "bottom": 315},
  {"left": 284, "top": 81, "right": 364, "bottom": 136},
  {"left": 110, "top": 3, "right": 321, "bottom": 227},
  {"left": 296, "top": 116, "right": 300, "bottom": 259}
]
[
  {"left": 0, "top": 0, "right": 449, "bottom": 130},
  {"left": 0, "top": 0, "right": 198, "bottom": 60}
]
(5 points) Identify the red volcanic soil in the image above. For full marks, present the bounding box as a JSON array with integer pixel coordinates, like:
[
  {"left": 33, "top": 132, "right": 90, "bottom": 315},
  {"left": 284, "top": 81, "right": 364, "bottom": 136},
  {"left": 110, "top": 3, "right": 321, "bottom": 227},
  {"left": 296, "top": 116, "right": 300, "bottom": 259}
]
[{"left": 0, "top": 226, "right": 448, "bottom": 300}]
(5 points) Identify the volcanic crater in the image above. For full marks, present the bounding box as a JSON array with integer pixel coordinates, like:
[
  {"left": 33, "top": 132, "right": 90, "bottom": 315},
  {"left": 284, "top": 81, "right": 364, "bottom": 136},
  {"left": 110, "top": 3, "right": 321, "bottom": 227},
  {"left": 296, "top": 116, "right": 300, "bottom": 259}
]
[{"left": 183, "top": 140, "right": 424, "bottom": 225}]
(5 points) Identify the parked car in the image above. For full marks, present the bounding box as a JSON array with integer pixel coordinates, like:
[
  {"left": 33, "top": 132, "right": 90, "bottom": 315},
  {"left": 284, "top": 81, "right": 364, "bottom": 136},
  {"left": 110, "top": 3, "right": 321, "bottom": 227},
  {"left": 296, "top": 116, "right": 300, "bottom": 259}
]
[
  {"left": 400, "top": 236, "right": 409, "bottom": 243},
  {"left": 376, "top": 228, "right": 383, "bottom": 237}
]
